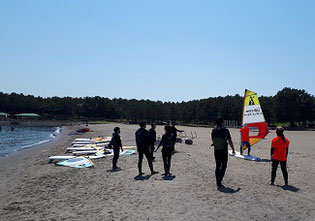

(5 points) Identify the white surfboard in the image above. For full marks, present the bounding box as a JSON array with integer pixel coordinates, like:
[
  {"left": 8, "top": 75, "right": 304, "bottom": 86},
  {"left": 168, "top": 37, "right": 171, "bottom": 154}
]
[
  {"left": 73, "top": 150, "right": 98, "bottom": 155},
  {"left": 67, "top": 147, "right": 96, "bottom": 152},
  {"left": 229, "top": 150, "right": 261, "bottom": 161},
  {"left": 88, "top": 154, "right": 106, "bottom": 159},
  {"left": 49, "top": 156, "right": 76, "bottom": 162},
  {"left": 56, "top": 156, "right": 94, "bottom": 168}
]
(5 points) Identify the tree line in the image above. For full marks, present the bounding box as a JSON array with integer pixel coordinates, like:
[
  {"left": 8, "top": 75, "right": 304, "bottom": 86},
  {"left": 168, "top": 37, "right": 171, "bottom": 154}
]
[{"left": 0, "top": 87, "right": 314, "bottom": 127}]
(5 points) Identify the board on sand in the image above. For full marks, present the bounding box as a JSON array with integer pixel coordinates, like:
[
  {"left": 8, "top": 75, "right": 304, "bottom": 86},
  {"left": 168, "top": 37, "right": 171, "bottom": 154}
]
[
  {"left": 106, "top": 149, "right": 137, "bottom": 156},
  {"left": 73, "top": 150, "right": 98, "bottom": 155},
  {"left": 49, "top": 156, "right": 76, "bottom": 162},
  {"left": 66, "top": 147, "right": 96, "bottom": 152},
  {"left": 229, "top": 150, "right": 261, "bottom": 161},
  {"left": 56, "top": 156, "right": 94, "bottom": 168},
  {"left": 88, "top": 154, "right": 106, "bottom": 159}
]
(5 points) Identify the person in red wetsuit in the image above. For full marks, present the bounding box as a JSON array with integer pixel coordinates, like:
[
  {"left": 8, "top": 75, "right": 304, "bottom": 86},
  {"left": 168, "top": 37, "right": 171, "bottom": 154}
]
[
  {"left": 270, "top": 126, "right": 290, "bottom": 186},
  {"left": 240, "top": 124, "right": 251, "bottom": 155}
]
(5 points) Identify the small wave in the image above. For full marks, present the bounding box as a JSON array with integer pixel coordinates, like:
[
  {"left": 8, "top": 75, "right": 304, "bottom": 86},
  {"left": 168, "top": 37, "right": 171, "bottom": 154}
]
[
  {"left": 50, "top": 127, "right": 62, "bottom": 139},
  {"left": 19, "top": 139, "right": 52, "bottom": 150}
]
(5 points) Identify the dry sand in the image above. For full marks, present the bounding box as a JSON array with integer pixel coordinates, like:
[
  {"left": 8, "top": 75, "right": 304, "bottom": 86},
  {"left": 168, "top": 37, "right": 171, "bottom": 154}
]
[{"left": 0, "top": 123, "right": 315, "bottom": 220}]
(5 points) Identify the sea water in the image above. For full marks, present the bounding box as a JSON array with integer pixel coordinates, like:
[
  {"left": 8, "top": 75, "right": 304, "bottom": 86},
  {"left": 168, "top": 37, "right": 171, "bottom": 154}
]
[{"left": 0, "top": 125, "right": 62, "bottom": 157}]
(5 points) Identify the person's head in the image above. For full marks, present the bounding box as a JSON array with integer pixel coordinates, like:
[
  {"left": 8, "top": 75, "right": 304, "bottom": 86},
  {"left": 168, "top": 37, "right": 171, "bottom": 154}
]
[
  {"left": 243, "top": 123, "right": 248, "bottom": 127},
  {"left": 151, "top": 122, "right": 156, "bottom": 129},
  {"left": 139, "top": 121, "right": 146, "bottom": 128},
  {"left": 276, "top": 126, "right": 286, "bottom": 143},
  {"left": 167, "top": 121, "right": 171, "bottom": 126},
  {"left": 114, "top": 127, "right": 120, "bottom": 134},
  {"left": 276, "top": 126, "right": 284, "bottom": 136},
  {"left": 215, "top": 116, "right": 224, "bottom": 126},
  {"left": 165, "top": 125, "right": 171, "bottom": 133}
]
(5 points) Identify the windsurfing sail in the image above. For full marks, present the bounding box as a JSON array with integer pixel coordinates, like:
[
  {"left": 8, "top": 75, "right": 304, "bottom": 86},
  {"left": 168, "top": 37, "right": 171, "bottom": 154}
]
[{"left": 242, "top": 89, "right": 269, "bottom": 149}]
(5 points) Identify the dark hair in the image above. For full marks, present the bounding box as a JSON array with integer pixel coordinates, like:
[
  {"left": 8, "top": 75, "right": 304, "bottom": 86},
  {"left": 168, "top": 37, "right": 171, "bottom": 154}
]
[
  {"left": 276, "top": 126, "right": 286, "bottom": 143},
  {"left": 151, "top": 122, "right": 156, "bottom": 127},
  {"left": 164, "top": 125, "right": 171, "bottom": 133},
  {"left": 114, "top": 127, "right": 120, "bottom": 133},
  {"left": 139, "top": 121, "right": 146, "bottom": 128},
  {"left": 215, "top": 116, "right": 224, "bottom": 126}
]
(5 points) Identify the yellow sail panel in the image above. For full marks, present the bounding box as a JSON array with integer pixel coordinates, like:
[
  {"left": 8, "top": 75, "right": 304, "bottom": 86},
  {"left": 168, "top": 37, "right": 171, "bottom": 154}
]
[
  {"left": 249, "top": 138, "right": 262, "bottom": 146},
  {"left": 244, "top": 90, "right": 261, "bottom": 107}
]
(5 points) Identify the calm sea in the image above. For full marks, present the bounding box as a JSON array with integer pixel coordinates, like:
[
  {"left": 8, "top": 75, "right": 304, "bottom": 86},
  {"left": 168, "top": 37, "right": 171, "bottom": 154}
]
[{"left": 0, "top": 125, "right": 61, "bottom": 157}]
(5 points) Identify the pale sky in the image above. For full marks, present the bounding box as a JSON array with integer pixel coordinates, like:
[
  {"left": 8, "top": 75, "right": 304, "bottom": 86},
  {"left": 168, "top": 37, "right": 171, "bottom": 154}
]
[{"left": 1, "top": 0, "right": 314, "bottom": 101}]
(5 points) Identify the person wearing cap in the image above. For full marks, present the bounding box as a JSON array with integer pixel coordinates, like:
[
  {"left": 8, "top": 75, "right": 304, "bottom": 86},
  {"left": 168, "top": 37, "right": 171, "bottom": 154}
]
[
  {"left": 109, "top": 127, "right": 123, "bottom": 170},
  {"left": 240, "top": 123, "right": 251, "bottom": 155},
  {"left": 270, "top": 126, "right": 290, "bottom": 186}
]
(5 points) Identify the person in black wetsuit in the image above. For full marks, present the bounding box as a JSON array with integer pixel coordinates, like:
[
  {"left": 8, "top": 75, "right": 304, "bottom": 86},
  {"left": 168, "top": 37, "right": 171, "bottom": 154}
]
[
  {"left": 155, "top": 126, "right": 176, "bottom": 176},
  {"left": 170, "top": 121, "right": 184, "bottom": 153},
  {"left": 170, "top": 121, "right": 184, "bottom": 141},
  {"left": 211, "top": 116, "right": 235, "bottom": 188},
  {"left": 148, "top": 123, "right": 157, "bottom": 161},
  {"left": 109, "top": 127, "right": 123, "bottom": 170},
  {"left": 135, "top": 122, "right": 158, "bottom": 176}
]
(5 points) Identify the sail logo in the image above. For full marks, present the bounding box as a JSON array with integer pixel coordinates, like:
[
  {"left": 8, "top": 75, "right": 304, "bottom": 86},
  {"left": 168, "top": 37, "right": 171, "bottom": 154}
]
[{"left": 249, "top": 95, "right": 256, "bottom": 105}]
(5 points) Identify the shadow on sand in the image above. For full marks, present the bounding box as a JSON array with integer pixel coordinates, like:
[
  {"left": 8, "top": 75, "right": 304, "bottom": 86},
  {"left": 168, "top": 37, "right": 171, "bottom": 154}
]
[
  {"left": 279, "top": 185, "right": 300, "bottom": 192},
  {"left": 134, "top": 175, "right": 151, "bottom": 181},
  {"left": 259, "top": 159, "right": 271, "bottom": 162},
  {"left": 107, "top": 168, "right": 122, "bottom": 173},
  {"left": 162, "top": 175, "right": 176, "bottom": 181},
  {"left": 217, "top": 187, "right": 241, "bottom": 194}
]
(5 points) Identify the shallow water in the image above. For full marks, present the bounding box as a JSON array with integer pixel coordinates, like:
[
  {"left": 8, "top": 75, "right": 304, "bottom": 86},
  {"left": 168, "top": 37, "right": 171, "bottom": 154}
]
[{"left": 0, "top": 125, "right": 61, "bottom": 157}]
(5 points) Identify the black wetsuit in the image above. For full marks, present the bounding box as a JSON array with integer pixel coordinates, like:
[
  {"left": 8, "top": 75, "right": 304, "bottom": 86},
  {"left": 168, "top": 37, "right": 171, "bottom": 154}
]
[
  {"left": 109, "top": 133, "right": 122, "bottom": 169},
  {"left": 211, "top": 126, "right": 231, "bottom": 187},
  {"left": 136, "top": 128, "right": 154, "bottom": 174},
  {"left": 158, "top": 132, "right": 176, "bottom": 175},
  {"left": 170, "top": 126, "right": 180, "bottom": 140},
  {"left": 148, "top": 128, "right": 156, "bottom": 160}
]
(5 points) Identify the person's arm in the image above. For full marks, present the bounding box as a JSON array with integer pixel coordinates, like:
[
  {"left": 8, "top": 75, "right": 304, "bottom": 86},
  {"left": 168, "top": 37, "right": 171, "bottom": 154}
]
[
  {"left": 228, "top": 139, "right": 235, "bottom": 154},
  {"left": 155, "top": 136, "right": 164, "bottom": 152},
  {"left": 108, "top": 136, "right": 114, "bottom": 149},
  {"left": 271, "top": 147, "right": 275, "bottom": 159},
  {"left": 119, "top": 137, "right": 123, "bottom": 152},
  {"left": 176, "top": 128, "right": 184, "bottom": 133}
]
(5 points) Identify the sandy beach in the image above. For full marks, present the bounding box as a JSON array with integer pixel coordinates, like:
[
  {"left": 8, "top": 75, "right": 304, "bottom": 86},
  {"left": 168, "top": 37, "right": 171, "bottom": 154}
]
[{"left": 0, "top": 123, "right": 315, "bottom": 220}]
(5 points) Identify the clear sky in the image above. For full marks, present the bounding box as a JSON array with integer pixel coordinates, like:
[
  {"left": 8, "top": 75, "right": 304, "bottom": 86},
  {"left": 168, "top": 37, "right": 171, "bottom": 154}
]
[{"left": 0, "top": 0, "right": 314, "bottom": 101}]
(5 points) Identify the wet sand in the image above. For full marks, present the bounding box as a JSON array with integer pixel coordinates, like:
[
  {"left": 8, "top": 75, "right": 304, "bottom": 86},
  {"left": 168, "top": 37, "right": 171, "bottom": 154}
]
[{"left": 0, "top": 123, "right": 314, "bottom": 220}]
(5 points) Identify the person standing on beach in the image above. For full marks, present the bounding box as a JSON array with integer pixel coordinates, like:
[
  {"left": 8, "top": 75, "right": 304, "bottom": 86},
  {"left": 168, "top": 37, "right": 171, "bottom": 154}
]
[
  {"left": 148, "top": 123, "right": 157, "bottom": 161},
  {"left": 211, "top": 116, "right": 235, "bottom": 188},
  {"left": 170, "top": 121, "right": 184, "bottom": 141},
  {"left": 109, "top": 127, "right": 123, "bottom": 170},
  {"left": 155, "top": 126, "right": 176, "bottom": 176},
  {"left": 135, "top": 122, "right": 158, "bottom": 176},
  {"left": 240, "top": 123, "right": 251, "bottom": 155},
  {"left": 270, "top": 126, "right": 289, "bottom": 186}
]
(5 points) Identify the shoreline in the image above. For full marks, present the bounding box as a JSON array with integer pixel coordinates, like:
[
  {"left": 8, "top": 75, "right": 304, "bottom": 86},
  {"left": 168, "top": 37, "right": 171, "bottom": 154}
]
[{"left": 0, "top": 125, "right": 63, "bottom": 159}]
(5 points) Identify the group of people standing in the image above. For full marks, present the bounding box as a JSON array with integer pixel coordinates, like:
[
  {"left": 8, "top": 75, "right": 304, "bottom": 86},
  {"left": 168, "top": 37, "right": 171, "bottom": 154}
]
[
  {"left": 212, "top": 116, "right": 290, "bottom": 188},
  {"left": 109, "top": 121, "right": 181, "bottom": 176},
  {"left": 109, "top": 117, "right": 290, "bottom": 188}
]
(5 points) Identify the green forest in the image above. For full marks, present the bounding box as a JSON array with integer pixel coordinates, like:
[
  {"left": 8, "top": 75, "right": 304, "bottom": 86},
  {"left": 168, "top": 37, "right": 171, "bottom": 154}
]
[{"left": 0, "top": 87, "right": 314, "bottom": 127}]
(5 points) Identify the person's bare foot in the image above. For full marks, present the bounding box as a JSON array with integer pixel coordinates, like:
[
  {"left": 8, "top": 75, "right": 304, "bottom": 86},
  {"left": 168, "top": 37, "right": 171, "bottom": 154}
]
[{"left": 269, "top": 182, "right": 275, "bottom": 186}]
